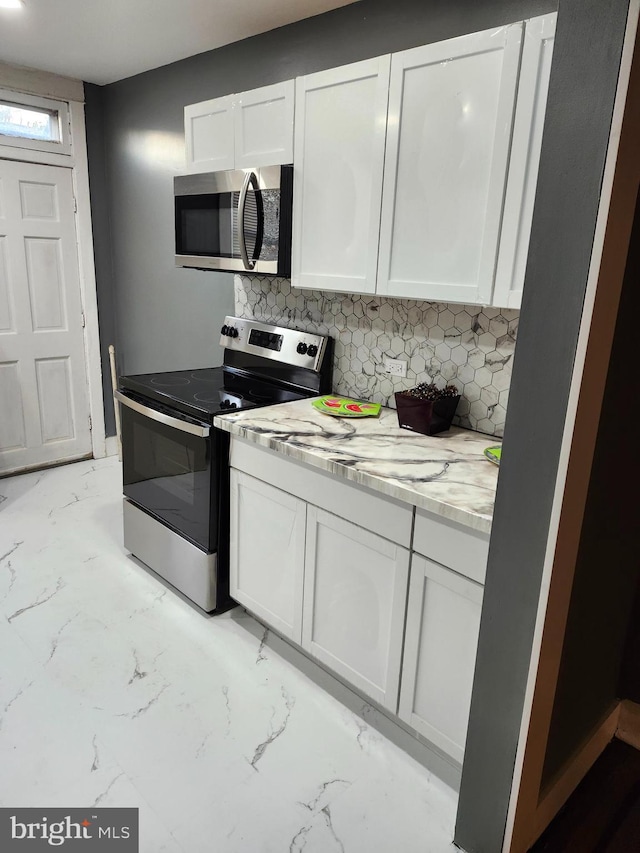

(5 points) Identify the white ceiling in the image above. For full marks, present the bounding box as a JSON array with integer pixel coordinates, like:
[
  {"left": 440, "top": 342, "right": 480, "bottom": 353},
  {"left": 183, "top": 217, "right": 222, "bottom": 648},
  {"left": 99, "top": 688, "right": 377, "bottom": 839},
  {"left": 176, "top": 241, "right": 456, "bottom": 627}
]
[{"left": 0, "top": 0, "right": 360, "bottom": 86}]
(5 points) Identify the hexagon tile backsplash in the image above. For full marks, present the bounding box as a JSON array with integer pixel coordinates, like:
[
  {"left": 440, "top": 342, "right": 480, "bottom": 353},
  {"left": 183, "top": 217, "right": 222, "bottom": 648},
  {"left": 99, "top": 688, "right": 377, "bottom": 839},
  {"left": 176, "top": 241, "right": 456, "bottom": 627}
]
[{"left": 234, "top": 275, "right": 519, "bottom": 437}]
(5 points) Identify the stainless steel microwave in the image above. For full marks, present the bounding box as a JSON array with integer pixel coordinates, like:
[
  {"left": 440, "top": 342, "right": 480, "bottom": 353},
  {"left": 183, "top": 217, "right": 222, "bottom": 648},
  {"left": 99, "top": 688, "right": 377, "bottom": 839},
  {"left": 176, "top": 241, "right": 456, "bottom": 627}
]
[{"left": 174, "top": 165, "right": 293, "bottom": 276}]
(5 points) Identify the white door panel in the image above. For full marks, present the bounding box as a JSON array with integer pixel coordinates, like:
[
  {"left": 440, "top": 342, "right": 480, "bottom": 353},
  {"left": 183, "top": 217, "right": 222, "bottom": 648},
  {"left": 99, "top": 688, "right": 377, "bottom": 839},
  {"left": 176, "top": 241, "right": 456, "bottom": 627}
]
[
  {"left": 0, "top": 159, "right": 91, "bottom": 474},
  {"left": 0, "top": 361, "right": 25, "bottom": 450},
  {"left": 0, "top": 235, "right": 14, "bottom": 332}
]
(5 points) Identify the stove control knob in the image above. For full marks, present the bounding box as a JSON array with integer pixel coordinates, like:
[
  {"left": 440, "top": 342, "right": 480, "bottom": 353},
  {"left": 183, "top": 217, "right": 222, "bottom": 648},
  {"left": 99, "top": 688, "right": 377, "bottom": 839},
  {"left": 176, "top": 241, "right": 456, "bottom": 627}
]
[
  {"left": 230, "top": 326, "right": 239, "bottom": 338},
  {"left": 230, "top": 401, "right": 237, "bottom": 408},
  {"left": 296, "top": 342, "right": 308, "bottom": 355},
  {"left": 307, "top": 344, "right": 318, "bottom": 358},
  {"left": 222, "top": 398, "right": 230, "bottom": 407},
  {"left": 221, "top": 325, "right": 229, "bottom": 336}
]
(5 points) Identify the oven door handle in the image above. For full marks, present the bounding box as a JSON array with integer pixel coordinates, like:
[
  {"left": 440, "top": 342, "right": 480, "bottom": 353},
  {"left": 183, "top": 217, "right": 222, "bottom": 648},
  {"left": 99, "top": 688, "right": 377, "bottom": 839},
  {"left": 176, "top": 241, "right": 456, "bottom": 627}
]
[{"left": 114, "top": 390, "right": 210, "bottom": 438}]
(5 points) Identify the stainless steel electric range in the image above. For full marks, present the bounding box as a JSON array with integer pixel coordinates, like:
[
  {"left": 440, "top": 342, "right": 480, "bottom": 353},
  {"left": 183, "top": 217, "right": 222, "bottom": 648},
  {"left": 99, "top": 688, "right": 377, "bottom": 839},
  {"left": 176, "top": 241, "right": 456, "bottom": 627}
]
[{"left": 115, "top": 316, "right": 332, "bottom": 612}]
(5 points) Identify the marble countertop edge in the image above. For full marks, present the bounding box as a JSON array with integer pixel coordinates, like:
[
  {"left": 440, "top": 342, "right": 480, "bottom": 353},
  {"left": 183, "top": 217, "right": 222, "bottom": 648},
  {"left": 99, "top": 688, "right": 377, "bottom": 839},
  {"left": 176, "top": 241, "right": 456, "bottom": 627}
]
[{"left": 214, "top": 411, "right": 495, "bottom": 535}]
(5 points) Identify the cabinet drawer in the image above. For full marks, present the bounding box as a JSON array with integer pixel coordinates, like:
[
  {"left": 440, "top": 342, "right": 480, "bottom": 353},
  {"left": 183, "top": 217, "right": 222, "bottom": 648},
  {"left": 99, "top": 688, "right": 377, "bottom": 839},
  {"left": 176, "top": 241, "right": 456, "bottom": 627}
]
[
  {"left": 413, "top": 509, "right": 489, "bottom": 584},
  {"left": 230, "top": 438, "right": 413, "bottom": 547}
]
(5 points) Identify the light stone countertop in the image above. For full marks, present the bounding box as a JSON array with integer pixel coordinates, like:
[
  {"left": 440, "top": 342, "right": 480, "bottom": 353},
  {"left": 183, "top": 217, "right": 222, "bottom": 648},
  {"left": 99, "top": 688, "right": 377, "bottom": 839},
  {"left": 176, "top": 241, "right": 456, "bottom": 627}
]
[{"left": 214, "top": 397, "right": 500, "bottom": 534}]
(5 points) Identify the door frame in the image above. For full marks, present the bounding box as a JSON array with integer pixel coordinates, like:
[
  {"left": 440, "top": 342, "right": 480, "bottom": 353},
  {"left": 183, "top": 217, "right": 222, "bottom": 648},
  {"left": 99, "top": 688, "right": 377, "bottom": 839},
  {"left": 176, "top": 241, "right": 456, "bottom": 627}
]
[
  {"left": 0, "top": 70, "right": 107, "bottom": 464},
  {"left": 503, "top": 2, "right": 640, "bottom": 850}
]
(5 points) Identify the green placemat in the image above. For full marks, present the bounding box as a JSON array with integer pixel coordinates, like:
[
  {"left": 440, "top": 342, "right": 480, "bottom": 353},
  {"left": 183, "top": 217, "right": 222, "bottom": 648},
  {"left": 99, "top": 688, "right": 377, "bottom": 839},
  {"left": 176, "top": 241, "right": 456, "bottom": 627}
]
[
  {"left": 312, "top": 396, "right": 381, "bottom": 418},
  {"left": 484, "top": 445, "right": 502, "bottom": 465}
]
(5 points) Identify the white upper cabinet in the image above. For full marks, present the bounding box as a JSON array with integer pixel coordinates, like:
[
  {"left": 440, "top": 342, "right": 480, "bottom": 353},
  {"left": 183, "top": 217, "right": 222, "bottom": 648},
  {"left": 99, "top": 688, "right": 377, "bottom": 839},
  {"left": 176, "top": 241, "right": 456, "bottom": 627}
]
[
  {"left": 377, "top": 24, "right": 524, "bottom": 304},
  {"left": 184, "top": 81, "right": 294, "bottom": 173},
  {"left": 292, "top": 56, "right": 391, "bottom": 293},
  {"left": 184, "top": 17, "right": 557, "bottom": 305},
  {"left": 234, "top": 80, "right": 294, "bottom": 168},
  {"left": 493, "top": 13, "right": 557, "bottom": 308},
  {"left": 185, "top": 95, "right": 235, "bottom": 173}
]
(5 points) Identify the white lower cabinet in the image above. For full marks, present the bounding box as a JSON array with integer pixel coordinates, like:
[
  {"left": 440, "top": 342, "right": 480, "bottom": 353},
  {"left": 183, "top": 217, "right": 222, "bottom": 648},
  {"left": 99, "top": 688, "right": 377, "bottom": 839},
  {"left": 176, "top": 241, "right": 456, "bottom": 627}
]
[
  {"left": 229, "top": 466, "right": 409, "bottom": 710},
  {"left": 229, "top": 469, "right": 306, "bottom": 643},
  {"left": 398, "top": 554, "right": 483, "bottom": 764},
  {"left": 228, "top": 446, "right": 487, "bottom": 765},
  {"left": 302, "top": 506, "right": 409, "bottom": 712}
]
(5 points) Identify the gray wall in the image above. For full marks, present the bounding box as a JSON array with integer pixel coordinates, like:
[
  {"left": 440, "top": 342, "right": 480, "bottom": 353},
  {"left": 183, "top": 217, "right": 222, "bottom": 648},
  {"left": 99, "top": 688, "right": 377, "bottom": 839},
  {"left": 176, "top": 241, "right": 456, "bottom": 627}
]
[
  {"left": 455, "top": 1, "right": 631, "bottom": 850},
  {"left": 90, "top": 0, "right": 555, "bottom": 435},
  {"left": 84, "top": 83, "right": 118, "bottom": 436}
]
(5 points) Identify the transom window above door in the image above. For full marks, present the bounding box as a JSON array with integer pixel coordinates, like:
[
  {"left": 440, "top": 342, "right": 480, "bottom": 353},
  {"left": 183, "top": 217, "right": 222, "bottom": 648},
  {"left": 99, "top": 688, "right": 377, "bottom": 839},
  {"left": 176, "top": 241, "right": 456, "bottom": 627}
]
[{"left": 0, "top": 89, "right": 71, "bottom": 155}]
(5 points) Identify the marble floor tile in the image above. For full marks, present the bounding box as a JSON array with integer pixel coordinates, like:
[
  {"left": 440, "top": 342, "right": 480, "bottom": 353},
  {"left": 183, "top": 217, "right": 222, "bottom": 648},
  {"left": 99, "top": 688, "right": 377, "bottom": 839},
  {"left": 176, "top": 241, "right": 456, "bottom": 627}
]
[{"left": 0, "top": 456, "right": 459, "bottom": 852}]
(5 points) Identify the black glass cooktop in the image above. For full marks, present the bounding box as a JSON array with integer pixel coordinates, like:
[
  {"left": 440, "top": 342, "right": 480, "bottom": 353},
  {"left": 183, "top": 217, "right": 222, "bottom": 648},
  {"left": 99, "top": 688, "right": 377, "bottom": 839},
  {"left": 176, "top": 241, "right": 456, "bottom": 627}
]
[{"left": 120, "top": 366, "right": 309, "bottom": 423}]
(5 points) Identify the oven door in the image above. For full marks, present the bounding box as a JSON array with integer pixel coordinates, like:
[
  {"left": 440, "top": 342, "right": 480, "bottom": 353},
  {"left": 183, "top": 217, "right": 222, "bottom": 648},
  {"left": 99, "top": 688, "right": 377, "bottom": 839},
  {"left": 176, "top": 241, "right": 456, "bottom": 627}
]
[{"left": 116, "top": 391, "right": 219, "bottom": 552}]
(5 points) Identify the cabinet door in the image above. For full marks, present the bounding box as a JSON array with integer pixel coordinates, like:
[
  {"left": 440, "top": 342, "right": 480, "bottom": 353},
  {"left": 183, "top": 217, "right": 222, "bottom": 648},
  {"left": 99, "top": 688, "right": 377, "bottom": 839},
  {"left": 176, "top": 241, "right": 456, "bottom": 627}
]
[
  {"left": 377, "top": 24, "right": 523, "bottom": 304},
  {"left": 399, "top": 555, "right": 483, "bottom": 764},
  {"left": 492, "top": 13, "right": 557, "bottom": 308},
  {"left": 292, "top": 56, "right": 391, "bottom": 293},
  {"left": 302, "top": 506, "right": 409, "bottom": 711},
  {"left": 184, "top": 96, "right": 234, "bottom": 173},
  {"left": 229, "top": 470, "right": 306, "bottom": 643},
  {"left": 234, "top": 81, "right": 294, "bottom": 168}
]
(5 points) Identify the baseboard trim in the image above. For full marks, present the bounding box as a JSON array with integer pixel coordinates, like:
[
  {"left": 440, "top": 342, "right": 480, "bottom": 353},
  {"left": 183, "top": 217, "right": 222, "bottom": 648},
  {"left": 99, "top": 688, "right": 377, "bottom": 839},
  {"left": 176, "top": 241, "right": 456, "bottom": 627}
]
[
  {"left": 0, "top": 452, "right": 92, "bottom": 479},
  {"left": 616, "top": 700, "right": 640, "bottom": 751},
  {"left": 229, "top": 607, "right": 463, "bottom": 792},
  {"left": 105, "top": 435, "right": 119, "bottom": 458},
  {"left": 532, "top": 702, "right": 621, "bottom": 843}
]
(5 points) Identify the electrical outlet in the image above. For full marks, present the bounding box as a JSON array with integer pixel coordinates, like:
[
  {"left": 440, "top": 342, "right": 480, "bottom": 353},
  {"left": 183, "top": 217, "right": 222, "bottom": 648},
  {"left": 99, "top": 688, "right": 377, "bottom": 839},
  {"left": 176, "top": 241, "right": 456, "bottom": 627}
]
[{"left": 384, "top": 357, "right": 407, "bottom": 378}]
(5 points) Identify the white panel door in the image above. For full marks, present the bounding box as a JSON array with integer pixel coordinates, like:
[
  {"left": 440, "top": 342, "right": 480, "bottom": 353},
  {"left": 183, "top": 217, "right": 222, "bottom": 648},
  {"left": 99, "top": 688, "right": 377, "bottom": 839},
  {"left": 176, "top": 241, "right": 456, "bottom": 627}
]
[
  {"left": 292, "top": 56, "right": 391, "bottom": 293},
  {"left": 229, "top": 470, "right": 306, "bottom": 643},
  {"left": 493, "top": 13, "right": 557, "bottom": 308},
  {"left": 184, "top": 96, "right": 235, "bottom": 173},
  {"left": 377, "top": 24, "right": 524, "bottom": 304},
  {"left": 399, "top": 554, "right": 483, "bottom": 764},
  {"left": 0, "top": 159, "right": 91, "bottom": 475},
  {"left": 234, "top": 81, "right": 294, "bottom": 168},
  {"left": 302, "top": 506, "right": 409, "bottom": 711}
]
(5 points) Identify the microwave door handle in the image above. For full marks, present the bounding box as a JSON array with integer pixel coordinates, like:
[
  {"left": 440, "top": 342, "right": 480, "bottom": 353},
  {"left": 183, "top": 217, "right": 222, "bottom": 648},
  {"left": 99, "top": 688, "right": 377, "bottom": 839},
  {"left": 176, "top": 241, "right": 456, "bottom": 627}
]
[
  {"left": 238, "top": 171, "right": 256, "bottom": 271},
  {"left": 114, "top": 390, "right": 210, "bottom": 438}
]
